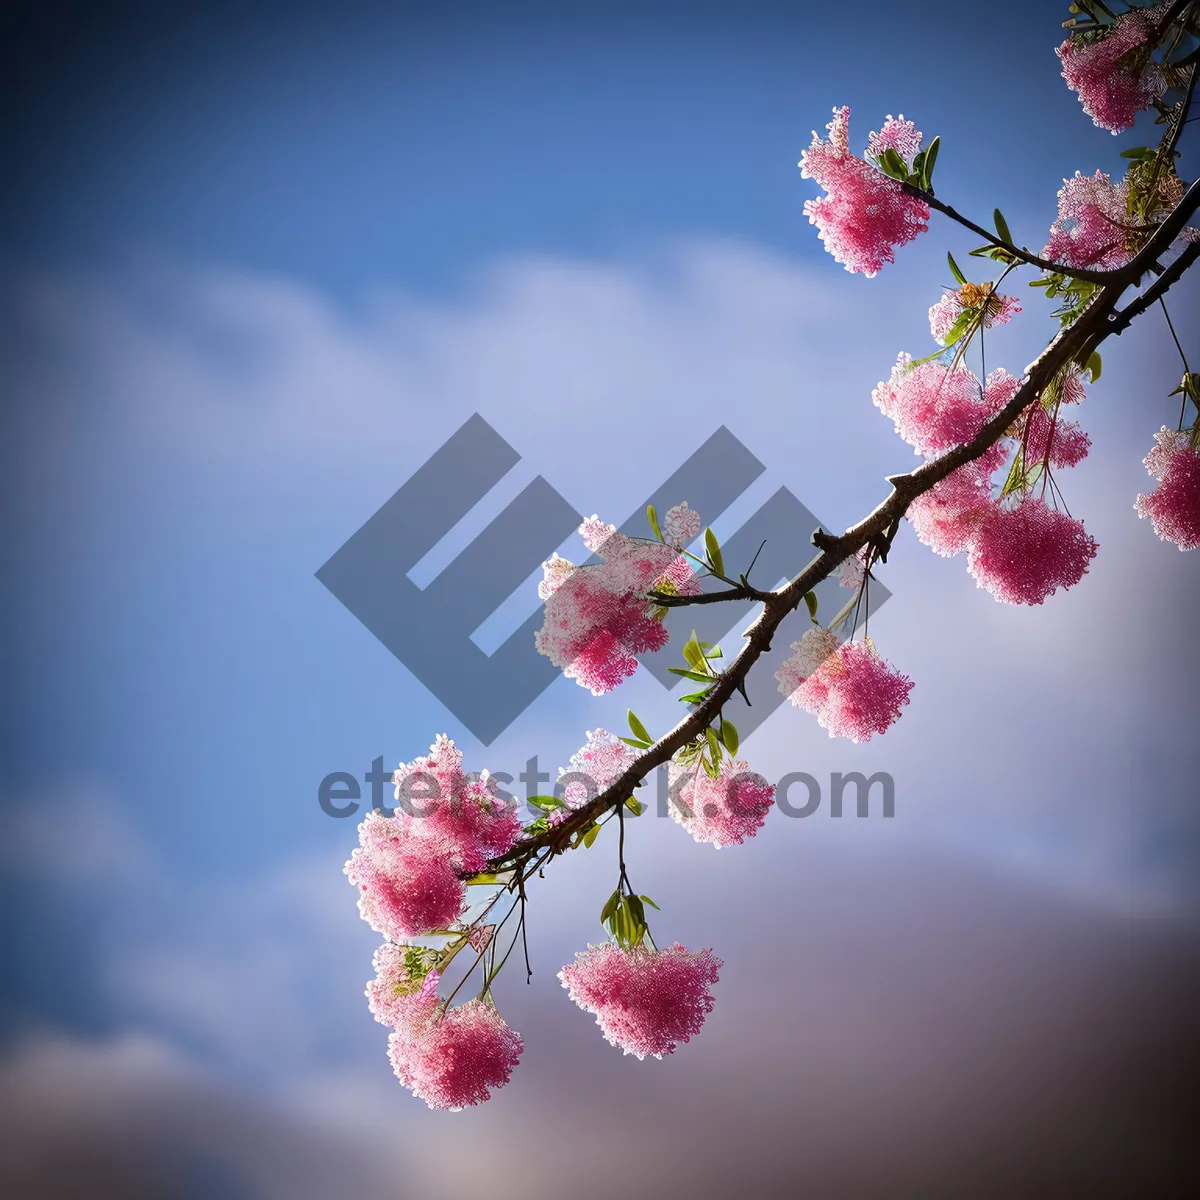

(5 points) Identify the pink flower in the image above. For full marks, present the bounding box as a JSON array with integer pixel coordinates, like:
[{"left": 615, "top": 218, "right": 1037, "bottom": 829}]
[
  {"left": 366, "top": 943, "right": 436, "bottom": 1027},
  {"left": 873, "top": 356, "right": 1019, "bottom": 456},
  {"left": 1020, "top": 408, "right": 1091, "bottom": 469},
  {"left": 928, "top": 283, "right": 1021, "bottom": 344},
  {"left": 789, "top": 639, "right": 914, "bottom": 743},
  {"left": 667, "top": 757, "right": 775, "bottom": 848},
  {"left": 775, "top": 625, "right": 840, "bottom": 701},
  {"left": 967, "top": 496, "right": 1098, "bottom": 604},
  {"left": 559, "top": 942, "right": 722, "bottom": 1059},
  {"left": 1135, "top": 426, "right": 1200, "bottom": 550},
  {"left": 556, "top": 728, "right": 639, "bottom": 808},
  {"left": 388, "top": 982, "right": 523, "bottom": 1110},
  {"left": 838, "top": 546, "right": 869, "bottom": 591},
  {"left": 907, "top": 459, "right": 998, "bottom": 557},
  {"left": 391, "top": 736, "right": 520, "bottom": 873},
  {"left": 664, "top": 501, "right": 702, "bottom": 547},
  {"left": 1043, "top": 171, "right": 1134, "bottom": 270},
  {"left": 345, "top": 815, "right": 466, "bottom": 939},
  {"left": 536, "top": 514, "right": 700, "bottom": 694},
  {"left": 1057, "top": 5, "right": 1167, "bottom": 134},
  {"left": 799, "top": 107, "right": 930, "bottom": 277}
]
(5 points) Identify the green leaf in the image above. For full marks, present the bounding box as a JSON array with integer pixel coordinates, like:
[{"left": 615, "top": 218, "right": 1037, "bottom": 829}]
[
  {"left": 1086, "top": 351, "right": 1102, "bottom": 382},
  {"left": 993, "top": 208, "right": 1013, "bottom": 245},
  {"left": 527, "top": 795, "right": 564, "bottom": 810},
  {"left": 639, "top": 895, "right": 661, "bottom": 910},
  {"left": 804, "top": 590, "right": 819, "bottom": 620},
  {"left": 625, "top": 796, "right": 643, "bottom": 816},
  {"left": 922, "top": 136, "right": 939, "bottom": 189},
  {"left": 619, "top": 736, "right": 651, "bottom": 749},
  {"left": 647, "top": 503, "right": 663, "bottom": 541},
  {"left": 947, "top": 251, "right": 967, "bottom": 286},
  {"left": 705, "top": 725, "right": 722, "bottom": 763},
  {"left": 627, "top": 894, "right": 646, "bottom": 927},
  {"left": 669, "top": 668, "right": 714, "bottom": 684},
  {"left": 627, "top": 710, "right": 652, "bottom": 744},
  {"left": 583, "top": 823, "right": 601, "bottom": 848},
  {"left": 600, "top": 889, "right": 620, "bottom": 925},
  {"left": 678, "top": 689, "right": 712, "bottom": 704},
  {"left": 721, "top": 719, "right": 739, "bottom": 755},
  {"left": 682, "top": 636, "right": 707, "bottom": 671},
  {"left": 1120, "top": 146, "right": 1156, "bottom": 160},
  {"left": 704, "top": 528, "right": 724, "bottom": 577},
  {"left": 877, "top": 146, "right": 908, "bottom": 180},
  {"left": 941, "top": 310, "right": 975, "bottom": 346}
]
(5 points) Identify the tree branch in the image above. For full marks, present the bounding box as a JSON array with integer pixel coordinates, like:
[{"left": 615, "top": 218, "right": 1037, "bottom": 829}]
[{"left": 487, "top": 177, "right": 1200, "bottom": 873}]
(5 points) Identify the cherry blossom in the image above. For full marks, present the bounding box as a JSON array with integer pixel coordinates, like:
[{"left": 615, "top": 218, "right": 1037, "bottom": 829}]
[
  {"left": 907, "top": 458, "right": 998, "bottom": 557},
  {"left": 391, "top": 736, "right": 521, "bottom": 873},
  {"left": 799, "top": 106, "right": 930, "bottom": 276},
  {"left": 873, "top": 356, "right": 1020, "bottom": 456},
  {"left": 664, "top": 501, "right": 702, "bottom": 547},
  {"left": 1020, "top": 407, "right": 1092, "bottom": 469},
  {"left": 535, "top": 514, "right": 700, "bottom": 694},
  {"left": 1043, "top": 170, "right": 1134, "bottom": 269},
  {"left": 928, "top": 282, "right": 1021, "bottom": 344},
  {"left": 967, "top": 496, "right": 1098, "bottom": 604},
  {"left": 345, "top": 813, "right": 466, "bottom": 939},
  {"left": 559, "top": 942, "right": 721, "bottom": 1059},
  {"left": 667, "top": 757, "right": 775, "bottom": 848},
  {"left": 366, "top": 943, "right": 435, "bottom": 1027},
  {"left": 556, "top": 728, "right": 639, "bottom": 808},
  {"left": 387, "top": 974, "right": 523, "bottom": 1110},
  {"left": 775, "top": 625, "right": 840, "bottom": 701},
  {"left": 1135, "top": 426, "right": 1200, "bottom": 550},
  {"left": 1057, "top": 4, "right": 1167, "bottom": 134},
  {"left": 788, "top": 638, "right": 913, "bottom": 743}
]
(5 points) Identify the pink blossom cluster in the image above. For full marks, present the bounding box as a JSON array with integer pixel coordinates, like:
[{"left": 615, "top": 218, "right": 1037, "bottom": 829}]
[
  {"left": 967, "top": 497, "right": 1099, "bottom": 605},
  {"left": 838, "top": 546, "right": 869, "bottom": 591},
  {"left": 873, "top": 356, "right": 1020, "bottom": 456},
  {"left": 777, "top": 629, "right": 913, "bottom": 743},
  {"left": 1136, "top": 427, "right": 1200, "bottom": 551},
  {"left": 907, "top": 444, "right": 1009, "bottom": 558},
  {"left": 345, "top": 738, "right": 520, "bottom": 939},
  {"left": 385, "top": 972, "right": 524, "bottom": 1110},
  {"left": 556, "top": 728, "right": 639, "bottom": 809},
  {"left": 1057, "top": 5, "right": 1167, "bottom": 133},
  {"left": 535, "top": 513, "right": 699, "bottom": 694},
  {"left": 667, "top": 758, "right": 775, "bottom": 848},
  {"left": 1019, "top": 407, "right": 1092, "bottom": 470},
  {"left": 1043, "top": 171, "right": 1135, "bottom": 270},
  {"left": 664, "top": 501, "right": 702, "bottom": 547},
  {"left": 928, "top": 285, "right": 1021, "bottom": 344},
  {"left": 799, "top": 107, "right": 930, "bottom": 277},
  {"left": 559, "top": 942, "right": 722, "bottom": 1059},
  {"left": 366, "top": 943, "right": 433, "bottom": 1027}
]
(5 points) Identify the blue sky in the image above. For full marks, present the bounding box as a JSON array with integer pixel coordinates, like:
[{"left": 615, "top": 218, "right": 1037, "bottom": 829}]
[{"left": 3, "top": 2, "right": 1199, "bottom": 1196}]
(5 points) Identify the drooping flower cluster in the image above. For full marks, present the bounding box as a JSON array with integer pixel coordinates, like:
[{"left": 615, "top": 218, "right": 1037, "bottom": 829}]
[
  {"left": 838, "top": 546, "right": 870, "bottom": 591},
  {"left": 1043, "top": 170, "right": 1135, "bottom": 269},
  {"left": 907, "top": 445, "right": 1009, "bottom": 558},
  {"left": 928, "top": 282, "right": 1021, "bottom": 344},
  {"left": 1135, "top": 426, "right": 1200, "bottom": 550},
  {"left": 345, "top": 738, "right": 520, "bottom": 939},
  {"left": 667, "top": 757, "right": 775, "bottom": 848},
  {"left": 1057, "top": 4, "right": 1167, "bottom": 134},
  {"left": 345, "top": 813, "right": 467, "bottom": 939},
  {"left": 798, "top": 107, "right": 931, "bottom": 277},
  {"left": 386, "top": 973, "right": 524, "bottom": 1110},
  {"left": 664, "top": 501, "right": 702, "bottom": 548},
  {"left": 559, "top": 943, "right": 722, "bottom": 1059},
  {"left": 966, "top": 496, "right": 1099, "bottom": 605},
  {"left": 872, "top": 356, "right": 1020, "bottom": 456},
  {"left": 535, "top": 512, "right": 699, "bottom": 694},
  {"left": 556, "top": 727, "right": 639, "bottom": 810},
  {"left": 777, "top": 631, "right": 913, "bottom": 743},
  {"left": 1019, "top": 407, "right": 1092, "bottom": 470},
  {"left": 391, "top": 735, "right": 522, "bottom": 873}
]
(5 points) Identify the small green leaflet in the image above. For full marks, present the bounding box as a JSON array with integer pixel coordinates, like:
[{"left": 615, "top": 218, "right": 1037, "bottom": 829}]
[
  {"left": 721, "top": 719, "right": 739, "bottom": 755},
  {"left": 647, "top": 503, "right": 663, "bottom": 541},
  {"left": 947, "top": 252, "right": 967, "bottom": 285},
  {"left": 626, "top": 710, "right": 651, "bottom": 744},
  {"left": 704, "top": 528, "right": 724, "bottom": 577}
]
